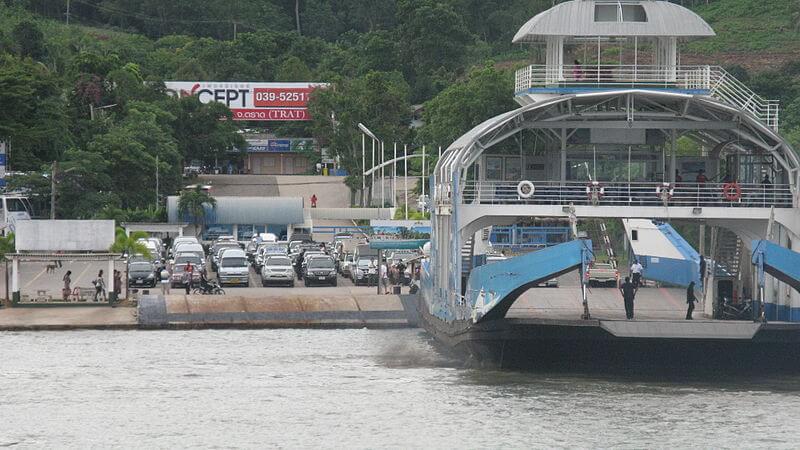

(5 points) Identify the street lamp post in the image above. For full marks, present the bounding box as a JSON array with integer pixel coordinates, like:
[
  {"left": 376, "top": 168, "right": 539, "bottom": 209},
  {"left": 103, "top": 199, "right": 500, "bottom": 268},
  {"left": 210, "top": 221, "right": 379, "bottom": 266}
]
[{"left": 357, "top": 123, "right": 380, "bottom": 207}]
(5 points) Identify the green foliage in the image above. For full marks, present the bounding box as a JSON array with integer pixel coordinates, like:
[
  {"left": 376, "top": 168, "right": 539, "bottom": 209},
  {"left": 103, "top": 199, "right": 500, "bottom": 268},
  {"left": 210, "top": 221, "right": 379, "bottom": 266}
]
[
  {"left": 109, "top": 227, "right": 152, "bottom": 259},
  {"left": 687, "top": 0, "right": 800, "bottom": 52},
  {"left": 309, "top": 71, "right": 411, "bottom": 191},
  {"left": 11, "top": 20, "right": 45, "bottom": 59},
  {"left": 393, "top": 205, "right": 430, "bottom": 220},
  {"left": 177, "top": 186, "right": 217, "bottom": 234},
  {"left": 418, "top": 64, "right": 515, "bottom": 147},
  {"left": 0, "top": 233, "right": 15, "bottom": 262}
]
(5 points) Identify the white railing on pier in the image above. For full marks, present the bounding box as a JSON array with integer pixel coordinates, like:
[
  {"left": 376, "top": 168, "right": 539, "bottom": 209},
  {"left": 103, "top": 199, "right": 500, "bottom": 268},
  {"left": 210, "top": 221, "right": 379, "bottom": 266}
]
[
  {"left": 461, "top": 180, "right": 793, "bottom": 209},
  {"left": 514, "top": 64, "right": 779, "bottom": 130}
]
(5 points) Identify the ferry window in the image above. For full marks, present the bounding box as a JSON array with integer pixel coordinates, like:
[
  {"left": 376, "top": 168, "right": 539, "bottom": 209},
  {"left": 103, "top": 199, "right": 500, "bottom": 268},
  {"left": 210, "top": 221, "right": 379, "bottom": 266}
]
[
  {"left": 6, "top": 198, "right": 27, "bottom": 212},
  {"left": 595, "top": 3, "right": 647, "bottom": 23},
  {"left": 504, "top": 157, "right": 522, "bottom": 181},
  {"left": 486, "top": 157, "right": 503, "bottom": 180},
  {"left": 594, "top": 4, "right": 618, "bottom": 22},
  {"left": 621, "top": 5, "right": 646, "bottom": 22}
]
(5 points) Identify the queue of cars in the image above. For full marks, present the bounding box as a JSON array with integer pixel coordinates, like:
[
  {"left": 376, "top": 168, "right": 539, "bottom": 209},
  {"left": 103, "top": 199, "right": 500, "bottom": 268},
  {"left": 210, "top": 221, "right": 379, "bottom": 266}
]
[{"left": 123, "top": 232, "right": 390, "bottom": 291}]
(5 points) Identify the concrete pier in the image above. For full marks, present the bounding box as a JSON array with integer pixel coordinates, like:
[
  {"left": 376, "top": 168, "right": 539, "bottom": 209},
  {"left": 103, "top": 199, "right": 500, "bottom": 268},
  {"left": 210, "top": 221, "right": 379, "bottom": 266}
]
[
  {"left": 0, "top": 306, "right": 137, "bottom": 331},
  {"left": 139, "top": 293, "right": 417, "bottom": 329}
]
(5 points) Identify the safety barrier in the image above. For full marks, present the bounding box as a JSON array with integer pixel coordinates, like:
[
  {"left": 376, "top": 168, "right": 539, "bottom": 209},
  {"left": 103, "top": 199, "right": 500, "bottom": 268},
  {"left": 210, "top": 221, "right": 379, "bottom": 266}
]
[
  {"left": 462, "top": 180, "right": 793, "bottom": 208},
  {"left": 515, "top": 64, "right": 779, "bottom": 130}
]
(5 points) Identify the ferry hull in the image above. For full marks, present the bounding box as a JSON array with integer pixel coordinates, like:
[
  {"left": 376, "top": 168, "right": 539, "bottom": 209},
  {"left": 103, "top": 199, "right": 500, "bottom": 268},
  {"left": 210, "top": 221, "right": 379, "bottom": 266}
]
[{"left": 417, "top": 297, "right": 800, "bottom": 372}]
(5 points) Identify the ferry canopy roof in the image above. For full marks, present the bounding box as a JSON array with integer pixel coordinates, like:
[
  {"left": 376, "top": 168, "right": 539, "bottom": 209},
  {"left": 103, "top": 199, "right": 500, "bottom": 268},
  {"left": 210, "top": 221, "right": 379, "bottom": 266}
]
[{"left": 513, "top": 0, "right": 715, "bottom": 43}]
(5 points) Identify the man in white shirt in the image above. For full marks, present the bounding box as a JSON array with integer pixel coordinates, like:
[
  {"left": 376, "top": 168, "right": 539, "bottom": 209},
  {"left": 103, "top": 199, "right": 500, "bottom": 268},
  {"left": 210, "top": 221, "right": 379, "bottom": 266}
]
[
  {"left": 630, "top": 259, "right": 644, "bottom": 288},
  {"left": 380, "top": 262, "right": 389, "bottom": 294}
]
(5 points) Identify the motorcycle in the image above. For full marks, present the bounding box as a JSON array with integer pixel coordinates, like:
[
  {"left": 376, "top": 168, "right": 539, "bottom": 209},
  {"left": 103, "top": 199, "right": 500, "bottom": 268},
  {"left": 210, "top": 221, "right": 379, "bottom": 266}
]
[{"left": 192, "top": 279, "right": 226, "bottom": 295}]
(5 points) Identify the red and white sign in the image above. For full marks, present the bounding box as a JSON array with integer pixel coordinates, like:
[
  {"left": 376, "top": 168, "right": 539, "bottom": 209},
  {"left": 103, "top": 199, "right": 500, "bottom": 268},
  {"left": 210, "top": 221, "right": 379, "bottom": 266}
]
[{"left": 164, "top": 82, "right": 327, "bottom": 121}]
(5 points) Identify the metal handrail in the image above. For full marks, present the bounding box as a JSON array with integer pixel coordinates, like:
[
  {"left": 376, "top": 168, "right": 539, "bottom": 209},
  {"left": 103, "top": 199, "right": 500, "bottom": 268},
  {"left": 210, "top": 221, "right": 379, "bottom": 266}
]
[
  {"left": 514, "top": 64, "right": 780, "bottom": 130},
  {"left": 461, "top": 180, "right": 793, "bottom": 208}
]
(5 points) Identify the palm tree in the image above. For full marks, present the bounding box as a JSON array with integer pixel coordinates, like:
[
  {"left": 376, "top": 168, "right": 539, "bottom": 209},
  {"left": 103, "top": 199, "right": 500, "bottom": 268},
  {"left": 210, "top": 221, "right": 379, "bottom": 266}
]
[
  {"left": 178, "top": 186, "right": 217, "bottom": 237},
  {"left": 109, "top": 228, "right": 152, "bottom": 260}
]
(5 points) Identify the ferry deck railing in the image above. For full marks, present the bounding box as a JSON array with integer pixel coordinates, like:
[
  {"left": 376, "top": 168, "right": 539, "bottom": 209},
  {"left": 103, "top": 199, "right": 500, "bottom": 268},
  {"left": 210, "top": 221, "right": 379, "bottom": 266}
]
[
  {"left": 514, "top": 64, "right": 779, "bottom": 130},
  {"left": 462, "top": 181, "right": 793, "bottom": 208}
]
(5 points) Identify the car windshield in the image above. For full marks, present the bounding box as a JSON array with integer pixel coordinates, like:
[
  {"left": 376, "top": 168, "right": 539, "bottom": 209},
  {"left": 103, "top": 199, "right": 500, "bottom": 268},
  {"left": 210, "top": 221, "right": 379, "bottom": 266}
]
[
  {"left": 266, "top": 257, "right": 291, "bottom": 266},
  {"left": 221, "top": 257, "right": 247, "bottom": 268},
  {"left": 357, "top": 260, "right": 374, "bottom": 268},
  {"left": 216, "top": 245, "right": 238, "bottom": 255},
  {"left": 175, "top": 255, "right": 201, "bottom": 265},
  {"left": 593, "top": 264, "right": 613, "bottom": 269},
  {"left": 309, "top": 259, "right": 334, "bottom": 269},
  {"left": 130, "top": 263, "right": 153, "bottom": 271}
]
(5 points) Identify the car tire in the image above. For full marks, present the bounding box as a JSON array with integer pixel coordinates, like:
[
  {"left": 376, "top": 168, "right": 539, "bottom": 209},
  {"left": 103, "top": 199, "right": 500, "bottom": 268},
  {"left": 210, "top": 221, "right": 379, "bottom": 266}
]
[
  {"left": 331, "top": 280, "right": 337, "bottom": 287},
  {"left": 304, "top": 280, "right": 310, "bottom": 287}
]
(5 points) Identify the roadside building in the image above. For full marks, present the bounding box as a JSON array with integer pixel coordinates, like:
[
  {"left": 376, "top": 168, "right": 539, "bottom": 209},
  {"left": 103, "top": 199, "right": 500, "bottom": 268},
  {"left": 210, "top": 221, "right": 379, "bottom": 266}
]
[
  {"left": 166, "top": 196, "right": 305, "bottom": 241},
  {"left": 242, "top": 136, "right": 317, "bottom": 175}
]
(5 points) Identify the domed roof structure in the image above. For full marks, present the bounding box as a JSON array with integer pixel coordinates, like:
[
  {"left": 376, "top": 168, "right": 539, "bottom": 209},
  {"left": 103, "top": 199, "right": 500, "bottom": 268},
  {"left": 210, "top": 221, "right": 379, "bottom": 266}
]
[{"left": 513, "top": 0, "right": 715, "bottom": 43}]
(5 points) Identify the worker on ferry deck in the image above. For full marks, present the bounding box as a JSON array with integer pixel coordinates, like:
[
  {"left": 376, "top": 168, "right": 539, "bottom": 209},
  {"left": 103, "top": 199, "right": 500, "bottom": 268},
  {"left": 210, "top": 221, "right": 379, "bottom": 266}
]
[
  {"left": 630, "top": 259, "right": 643, "bottom": 288},
  {"left": 686, "top": 281, "right": 698, "bottom": 320},
  {"left": 619, "top": 276, "right": 637, "bottom": 320}
]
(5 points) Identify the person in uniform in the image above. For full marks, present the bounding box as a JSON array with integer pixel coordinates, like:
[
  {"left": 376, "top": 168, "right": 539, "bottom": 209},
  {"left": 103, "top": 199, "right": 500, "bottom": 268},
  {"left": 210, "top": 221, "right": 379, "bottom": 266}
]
[
  {"left": 686, "top": 281, "right": 698, "bottom": 320},
  {"left": 619, "top": 276, "right": 637, "bottom": 320}
]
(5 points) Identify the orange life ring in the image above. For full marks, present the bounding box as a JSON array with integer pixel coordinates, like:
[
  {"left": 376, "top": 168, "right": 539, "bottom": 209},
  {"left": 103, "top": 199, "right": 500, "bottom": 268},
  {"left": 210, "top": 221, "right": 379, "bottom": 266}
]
[{"left": 722, "top": 182, "right": 742, "bottom": 201}]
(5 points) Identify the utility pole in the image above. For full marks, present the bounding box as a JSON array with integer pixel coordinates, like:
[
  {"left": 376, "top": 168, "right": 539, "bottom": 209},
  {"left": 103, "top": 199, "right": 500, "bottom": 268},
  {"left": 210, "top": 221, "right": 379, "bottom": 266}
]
[
  {"left": 155, "top": 155, "right": 160, "bottom": 210},
  {"left": 65, "top": 0, "right": 71, "bottom": 25},
  {"left": 50, "top": 161, "right": 57, "bottom": 220}
]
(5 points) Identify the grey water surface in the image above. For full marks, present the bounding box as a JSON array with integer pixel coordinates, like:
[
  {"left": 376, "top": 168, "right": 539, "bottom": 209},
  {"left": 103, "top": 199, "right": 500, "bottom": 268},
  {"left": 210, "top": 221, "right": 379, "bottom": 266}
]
[{"left": 1, "top": 329, "right": 798, "bottom": 449}]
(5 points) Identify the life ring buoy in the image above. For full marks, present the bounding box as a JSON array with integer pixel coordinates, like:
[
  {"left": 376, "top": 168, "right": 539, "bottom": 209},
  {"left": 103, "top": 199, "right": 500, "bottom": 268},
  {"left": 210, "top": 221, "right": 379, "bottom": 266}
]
[
  {"left": 722, "top": 182, "right": 742, "bottom": 201},
  {"left": 656, "top": 183, "right": 674, "bottom": 199},
  {"left": 586, "top": 182, "right": 604, "bottom": 202},
  {"left": 517, "top": 180, "right": 535, "bottom": 199}
]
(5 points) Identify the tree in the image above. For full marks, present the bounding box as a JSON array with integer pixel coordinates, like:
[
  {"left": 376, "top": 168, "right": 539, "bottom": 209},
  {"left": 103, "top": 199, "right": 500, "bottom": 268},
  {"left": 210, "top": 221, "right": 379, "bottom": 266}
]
[
  {"left": 11, "top": 21, "right": 45, "bottom": 60},
  {"left": 0, "top": 55, "right": 69, "bottom": 170},
  {"left": 177, "top": 186, "right": 217, "bottom": 236},
  {"left": 168, "top": 96, "right": 246, "bottom": 166},
  {"left": 0, "top": 233, "right": 15, "bottom": 263},
  {"left": 396, "top": 0, "right": 474, "bottom": 99},
  {"left": 418, "top": 64, "right": 515, "bottom": 146},
  {"left": 309, "top": 71, "right": 411, "bottom": 197},
  {"left": 109, "top": 227, "right": 152, "bottom": 259}
]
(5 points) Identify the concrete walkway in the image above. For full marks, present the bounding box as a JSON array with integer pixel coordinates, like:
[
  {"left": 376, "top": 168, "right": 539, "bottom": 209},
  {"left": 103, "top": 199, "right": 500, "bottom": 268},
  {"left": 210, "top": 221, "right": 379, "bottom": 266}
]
[{"left": 0, "top": 306, "right": 137, "bottom": 331}]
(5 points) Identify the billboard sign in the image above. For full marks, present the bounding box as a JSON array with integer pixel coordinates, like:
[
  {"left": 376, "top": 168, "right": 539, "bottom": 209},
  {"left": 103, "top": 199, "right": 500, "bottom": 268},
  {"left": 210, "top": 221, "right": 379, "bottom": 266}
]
[
  {"left": 164, "top": 82, "right": 326, "bottom": 122},
  {"left": 246, "top": 139, "right": 315, "bottom": 153}
]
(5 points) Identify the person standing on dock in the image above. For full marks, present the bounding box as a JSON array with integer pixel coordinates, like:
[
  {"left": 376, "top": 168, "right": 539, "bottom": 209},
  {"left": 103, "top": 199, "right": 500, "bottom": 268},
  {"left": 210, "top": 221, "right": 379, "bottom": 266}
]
[
  {"left": 62, "top": 270, "right": 72, "bottom": 301},
  {"left": 630, "top": 259, "right": 643, "bottom": 288},
  {"left": 93, "top": 270, "right": 106, "bottom": 302},
  {"left": 619, "top": 276, "right": 637, "bottom": 320},
  {"left": 686, "top": 281, "right": 698, "bottom": 320}
]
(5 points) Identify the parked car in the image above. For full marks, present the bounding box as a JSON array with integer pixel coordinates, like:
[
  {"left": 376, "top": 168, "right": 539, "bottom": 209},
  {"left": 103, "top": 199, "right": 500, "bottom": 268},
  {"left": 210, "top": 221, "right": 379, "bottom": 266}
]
[
  {"left": 211, "top": 243, "right": 240, "bottom": 271},
  {"left": 260, "top": 255, "right": 295, "bottom": 287},
  {"left": 128, "top": 261, "right": 157, "bottom": 288},
  {"left": 217, "top": 248, "right": 250, "bottom": 287},
  {"left": 304, "top": 257, "right": 338, "bottom": 287},
  {"left": 170, "top": 236, "right": 200, "bottom": 256},
  {"left": 352, "top": 258, "right": 378, "bottom": 286},
  {"left": 300, "top": 251, "right": 326, "bottom": 279},
  {"left": 588, "top": 262, "right": 619, "bottom": 287},
  {"left": 170, "top": 261, "right": 202, "bottom": 288},
  {"left": 340, "top": 253, "right": 355, "bottom": 278}
]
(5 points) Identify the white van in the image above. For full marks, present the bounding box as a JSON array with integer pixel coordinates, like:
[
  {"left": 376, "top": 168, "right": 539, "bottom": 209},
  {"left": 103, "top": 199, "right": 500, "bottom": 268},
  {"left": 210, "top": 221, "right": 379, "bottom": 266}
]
[{"left": 217, "top": 248, "right": 250, "bottom": 287}]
